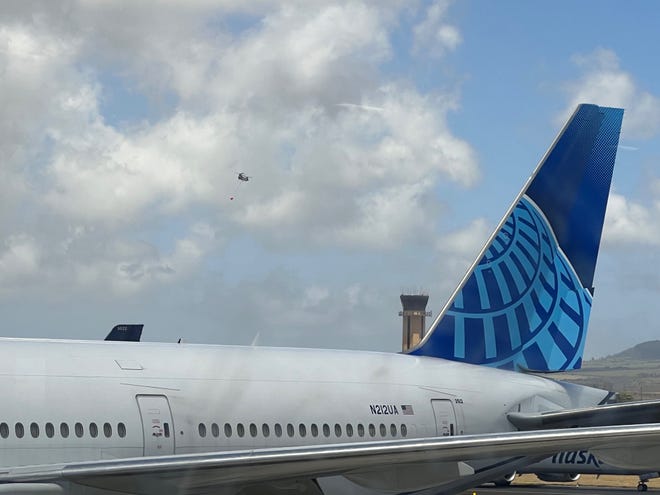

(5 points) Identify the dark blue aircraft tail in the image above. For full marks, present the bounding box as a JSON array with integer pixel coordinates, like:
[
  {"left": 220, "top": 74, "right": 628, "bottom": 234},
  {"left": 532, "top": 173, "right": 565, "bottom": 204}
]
[
  {"left": 408, "top": 104, "right": 623, "bottom": 372},
  {"left": 105, "top": 324, "right": 143, "bottom": 342}
]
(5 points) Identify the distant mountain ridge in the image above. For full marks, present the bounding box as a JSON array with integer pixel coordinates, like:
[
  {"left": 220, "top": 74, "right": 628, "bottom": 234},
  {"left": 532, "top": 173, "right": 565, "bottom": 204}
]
[{"left": 603, "top": 340, "right": 660, "bottom": 361}]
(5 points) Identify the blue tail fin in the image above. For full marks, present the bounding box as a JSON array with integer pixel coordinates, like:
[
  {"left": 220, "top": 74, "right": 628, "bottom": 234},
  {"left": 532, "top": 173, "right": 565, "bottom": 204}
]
[{"left": 408, "top": 104, "right": 623, "bottom": 371}]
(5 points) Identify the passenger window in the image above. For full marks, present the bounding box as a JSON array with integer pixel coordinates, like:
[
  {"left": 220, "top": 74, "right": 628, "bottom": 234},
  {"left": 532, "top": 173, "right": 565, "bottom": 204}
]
[
  {"left": 357, "top": 423, "right": 365, "bottom": 437},
  {"left": 299, "top": 424, "right": 306, "bottom": 437},
  {"left": 0, "top": 422, "right": 8, "bottom": 438},
  {"left": 249, "top": 423, "right": 257, "bottom": 437},
  {"left": 262, "top": 424, "right": 270, "bottom": 437},
  {"left": 346, "top": 424, "right": 353, "bottom": 437},
  {"left": 334, "top": 424, "right": 342, "bottom": 437},
  {"left": 164, "top": 422, "right": 170, "bottom": 438},
  {"left": 401, "top": 424, "right": 408, "bottom": 437},
  {"left": 286, "top": 423, "right": 294, "bottom": 437},
  {"left": 15, "top": 423, "right": 24, "bottom": 438},
  {"left": 30, "top": 422, "right": 39, "bottom": 438},
  {"left": 117, "top": 423, "right": 126, "bottom": 438},
  {"left": 224, "top": 423, "right": 232, "bottom": 437},
  {"left": 212, "top": 423, "right": 219, "bottom": 438},
  {"left": 60, "top": 422, "right": 69, "bottom": 438},
  {"left": 198, "top": 423, "right": 207, "bottom": 437},
  {"left": 368, "top": 424, "right": 376, "bottom": 437},
  {"left": 89, "top": 423, "right": 98, "bottom": 438},
  {"left": 237, "top": 423, "right": 245, "bottom": 437},
  {"left": 322, "top": 423, "right": 330, "bottom": 437},
  {"left": 274, "top": 423, "right": 282, "bottom": 437},
  {"left": 311, "top": 424, "right": 318, "bottom": 437},
  {"left": 75, "top": 422, "right": 84, "bottom": 438},
  {"left": 390, "top": 424, "right": 397, "bottom": 437},
  {"left": 45, "top": 422, "right": 55, "bottom": 438},
  {"left": 379, "top": 424, "right": 386, "bottom": 437},
  {"left": 103, "top": 423, "right": 112, "bottom": 438}
]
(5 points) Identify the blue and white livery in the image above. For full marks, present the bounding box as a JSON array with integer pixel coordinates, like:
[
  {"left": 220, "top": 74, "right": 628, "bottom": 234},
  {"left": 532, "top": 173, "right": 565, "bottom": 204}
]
[{"left": 409, "top": 104, "right": 624, "bottom": 372}]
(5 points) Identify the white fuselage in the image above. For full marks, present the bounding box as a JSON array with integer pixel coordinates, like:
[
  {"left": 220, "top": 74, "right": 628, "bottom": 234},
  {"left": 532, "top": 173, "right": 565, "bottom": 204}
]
[{"left": 0, "top": 338, "right": 608, "bottom": 493}]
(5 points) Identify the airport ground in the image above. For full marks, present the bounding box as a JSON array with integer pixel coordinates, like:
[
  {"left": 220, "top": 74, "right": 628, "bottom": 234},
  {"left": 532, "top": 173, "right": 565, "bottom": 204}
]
[
  {"left": 458, "top": 474, "right": 660, "bottom": 494},
  {"left": 465, "top": 486, "right": 652, "bottom": 495}
]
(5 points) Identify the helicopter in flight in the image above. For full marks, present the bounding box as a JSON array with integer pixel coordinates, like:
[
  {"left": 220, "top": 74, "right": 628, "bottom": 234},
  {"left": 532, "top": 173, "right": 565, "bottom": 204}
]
[{"left": 230, "top": 172, "right": 252, "bottom": 200}]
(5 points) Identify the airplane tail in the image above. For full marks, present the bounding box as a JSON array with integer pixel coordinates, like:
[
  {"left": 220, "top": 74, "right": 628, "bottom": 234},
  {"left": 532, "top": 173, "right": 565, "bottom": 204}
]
[
  {"left": 105, "top": 324, "right": 143, "bottom": 342},
  {"left": 408, "top": 104, "right": 623, "bottom": 372}
]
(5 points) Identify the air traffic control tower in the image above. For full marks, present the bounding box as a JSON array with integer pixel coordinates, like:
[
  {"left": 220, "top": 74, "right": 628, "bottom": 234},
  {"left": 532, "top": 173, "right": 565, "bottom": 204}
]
[{"left": 399, "top": 293, "right": 431, "bottom": 352}]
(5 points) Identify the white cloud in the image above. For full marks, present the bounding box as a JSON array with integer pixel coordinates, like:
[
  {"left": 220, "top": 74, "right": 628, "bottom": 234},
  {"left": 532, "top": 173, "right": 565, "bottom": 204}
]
[
  {"left": 0, "top": 0, "right": 476, "bottom": 316},
  {"left": 0, "top": 23, "right": 86, "bottom": 228},
  {"left": 86, "top": 224, "right": 215, "bottom": 296},
  {"left": 0, "top": 235, "right": 40, "bottom": 284},
  {"left": 195, "top": 269, "right": 399, "bottom": 350},
  {"left": 235, "top": 85, "right": 477, "bottom": 249},
  {"left": 562, "top": 48, "right": 660, "bottom": 139},
  {"left": 303, "top": 286, "right": 330, "bottom": 308},
  {"left": 603, "top": 193, "right": 660, "bottom": 247},
  {"left": 651, "top": 178, "right": 660, "bottom": 197},
  {"left": 430, "top": 218, "right": 490, "bottom": 303},
  {"left": 0, "top": 220, "right": 218, "bottom": 299},
  {"left": 436, "top": 218, "right": 489, "bottom": 255},
  {"left": 413, "top": 0, "right": 461, "bottom": 57},
  {"left": 64, "top": 2, "right": 393, "bottom": 113},
  {"left": 43, "top": 113, "right": 234, "bottom": 224}
]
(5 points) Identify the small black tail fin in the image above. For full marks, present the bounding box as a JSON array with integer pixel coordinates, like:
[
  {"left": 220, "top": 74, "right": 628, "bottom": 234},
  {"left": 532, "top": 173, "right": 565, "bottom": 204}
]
[{"left": 105, "top": 324, "right": 143, "bottom": 342}]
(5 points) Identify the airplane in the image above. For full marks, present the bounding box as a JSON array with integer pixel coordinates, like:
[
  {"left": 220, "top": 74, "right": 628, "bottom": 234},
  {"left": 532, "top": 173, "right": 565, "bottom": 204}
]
[
  {"left": 102, "top": 326, "right": 660, "bottom": 491},
  {"left": 518, "top": 450, "right": 659, "bottom": 491},
  {"left": 3, "top": 104, "right": 660, "bottom": 495}
]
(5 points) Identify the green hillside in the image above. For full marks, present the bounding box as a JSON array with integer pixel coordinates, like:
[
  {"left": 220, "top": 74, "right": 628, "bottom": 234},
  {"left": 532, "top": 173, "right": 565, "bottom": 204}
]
[
  {"left": 554, "top": 341, "right": 660, "bottom": 401},
  {"left": 606, "top": 340, "right": 660, "bottom": 361}
]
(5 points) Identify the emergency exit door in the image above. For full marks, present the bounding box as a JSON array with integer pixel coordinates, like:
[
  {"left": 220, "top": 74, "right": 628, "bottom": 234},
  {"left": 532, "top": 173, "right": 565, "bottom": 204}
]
[
  {"left": 431, "top": 399, "right": 457, "bottom": 436},
  {"left": 136, "top": 395, "right": 175, "bottom": 456}
]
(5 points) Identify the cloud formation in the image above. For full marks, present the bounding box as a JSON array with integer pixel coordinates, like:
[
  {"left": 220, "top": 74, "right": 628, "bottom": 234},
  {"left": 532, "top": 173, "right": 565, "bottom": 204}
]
[
  {"left": 604, "top": 193, "right": 660, "bottom": 247},
  {"left": 562, "top": 48, "right": 660, "bottom": 139},
  {"left": 413, "top": 0, "right": 462, "bottom": 57},
  {"left": 0, "top": 1, "right": 475, "bottom": 349},
  {"left": 560, "top": 48, "right": 660, "bottom": 251}
]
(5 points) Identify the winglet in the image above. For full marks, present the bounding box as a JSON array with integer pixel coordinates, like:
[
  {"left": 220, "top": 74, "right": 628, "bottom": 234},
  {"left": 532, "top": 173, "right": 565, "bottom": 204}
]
[{"left": 408, "top": 104, "right": 623, "bottom": 372}]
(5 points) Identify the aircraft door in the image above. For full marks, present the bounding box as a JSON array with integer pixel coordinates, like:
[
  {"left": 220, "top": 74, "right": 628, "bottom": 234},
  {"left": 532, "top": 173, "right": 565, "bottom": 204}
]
[
  {"left": 431, "top": 399, "right": 457, "bottom": 437},
  {"left": 136, "top": 395, "right": 175, "bottom": 456}
]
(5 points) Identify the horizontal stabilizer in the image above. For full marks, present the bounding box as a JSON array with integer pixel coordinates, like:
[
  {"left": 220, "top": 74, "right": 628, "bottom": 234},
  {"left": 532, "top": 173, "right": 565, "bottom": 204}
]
[{"left": 508, "top": 400, "right": 660, "bottom": 430}]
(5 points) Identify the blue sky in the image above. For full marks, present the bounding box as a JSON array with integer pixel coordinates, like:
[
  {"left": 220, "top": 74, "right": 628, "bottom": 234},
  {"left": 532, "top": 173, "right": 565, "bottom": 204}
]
[{"left": 0, "top": 0, "right": 659, "bottom": 359}]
